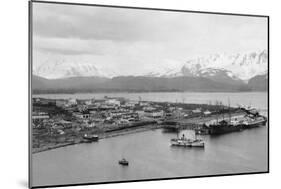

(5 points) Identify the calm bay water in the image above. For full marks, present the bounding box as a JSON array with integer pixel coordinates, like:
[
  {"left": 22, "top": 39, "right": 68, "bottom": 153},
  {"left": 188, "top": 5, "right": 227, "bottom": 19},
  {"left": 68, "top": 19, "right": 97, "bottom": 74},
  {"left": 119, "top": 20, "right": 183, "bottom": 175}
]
[{"left": 32, "top": 92, "right": 268, "bottom": 187}]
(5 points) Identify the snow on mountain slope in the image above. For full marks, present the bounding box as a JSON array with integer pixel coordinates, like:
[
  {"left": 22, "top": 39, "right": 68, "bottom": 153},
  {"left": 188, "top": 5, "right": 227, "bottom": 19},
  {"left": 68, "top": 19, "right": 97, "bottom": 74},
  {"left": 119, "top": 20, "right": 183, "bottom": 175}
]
[
  {"left": 181, "top": 50, "right": 268, "bottom": 80},
  {"left": 34, "top": 57, "right": 106, "bottom": 79},
  {"left": 144, "top": 68, "right": 182, "bottom": 78},
  {"left": 34, "top": 50, "right": 267, "bottom": 81}
]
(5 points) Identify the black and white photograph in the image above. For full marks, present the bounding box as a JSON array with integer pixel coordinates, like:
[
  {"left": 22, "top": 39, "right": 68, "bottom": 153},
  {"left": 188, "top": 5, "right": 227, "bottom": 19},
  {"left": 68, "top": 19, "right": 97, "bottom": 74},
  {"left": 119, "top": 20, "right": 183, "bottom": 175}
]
[{"left": 29, "top": 1, "right": 268, "bottom": 188}]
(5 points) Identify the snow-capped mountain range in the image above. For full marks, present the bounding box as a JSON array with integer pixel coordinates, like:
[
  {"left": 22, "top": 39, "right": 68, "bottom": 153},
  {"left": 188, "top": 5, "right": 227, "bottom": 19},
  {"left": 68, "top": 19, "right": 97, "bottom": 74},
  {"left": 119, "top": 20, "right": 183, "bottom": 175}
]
[
  {"left": 34, "top": 61, "right": 104, "bottom": 79},
  {"left": 34, "top": 50, "right": 268, "bottom": 82},
  {"left": 144, "top": 49, "right": 268, "bottom": 81}
]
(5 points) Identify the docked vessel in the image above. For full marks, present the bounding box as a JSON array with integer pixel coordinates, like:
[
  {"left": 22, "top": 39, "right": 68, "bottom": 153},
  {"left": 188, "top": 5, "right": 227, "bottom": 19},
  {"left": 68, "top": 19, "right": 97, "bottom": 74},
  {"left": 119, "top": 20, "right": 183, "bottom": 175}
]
[
  {"left": 208, "top": 120, "right": 243, "bottom": 135},
  {"left": 171, "top": 134, "right": 205, "bottom": 148},
  {"left": 118, "top": 158, "right": 129, "bottom": 166},
  {"left": 196, "top": 103, "right": 267, "bottom": 135},
  {"left": 239, "top": 106, "right": 267, "bottom": 129},
  {"left": 205, "top": 99, "right": 243, "bottom": 135},
  {"left": 83, "top": 134, "right": 99, "bottom": 142},
  {"left": 195, "top": 124, "right": 210, "bottom": 135},
  {"left": 240, "top": 115, "right": 267, "bottom": 129},
  {"left": 162, "top": 121, "right": 179, "bottom": 132}
]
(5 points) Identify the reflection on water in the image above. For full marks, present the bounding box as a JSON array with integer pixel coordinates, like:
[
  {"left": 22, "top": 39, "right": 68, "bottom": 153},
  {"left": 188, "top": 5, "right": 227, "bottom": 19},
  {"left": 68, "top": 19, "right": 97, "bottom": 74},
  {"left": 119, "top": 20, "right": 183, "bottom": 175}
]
[
  {"left": 32, "top": 92, "right": 268, "bottom": 187},
  {"left": 32, "top": 126, "right": 268, "bottom": 186}
]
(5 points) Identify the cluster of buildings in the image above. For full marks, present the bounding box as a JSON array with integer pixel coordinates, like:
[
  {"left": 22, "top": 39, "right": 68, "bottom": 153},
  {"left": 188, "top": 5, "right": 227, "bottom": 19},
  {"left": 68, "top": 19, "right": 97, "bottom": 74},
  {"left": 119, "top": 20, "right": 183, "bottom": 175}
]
[{"left": 32, "top": 96, "right": 216, "bottom": 135}]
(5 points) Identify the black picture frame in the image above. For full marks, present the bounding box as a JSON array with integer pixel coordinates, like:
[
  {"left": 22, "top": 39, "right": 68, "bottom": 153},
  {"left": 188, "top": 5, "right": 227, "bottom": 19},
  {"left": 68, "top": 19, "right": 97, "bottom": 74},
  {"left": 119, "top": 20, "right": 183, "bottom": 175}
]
[{"left": 28, "top": 1, "right": 270, "bottom": 188}]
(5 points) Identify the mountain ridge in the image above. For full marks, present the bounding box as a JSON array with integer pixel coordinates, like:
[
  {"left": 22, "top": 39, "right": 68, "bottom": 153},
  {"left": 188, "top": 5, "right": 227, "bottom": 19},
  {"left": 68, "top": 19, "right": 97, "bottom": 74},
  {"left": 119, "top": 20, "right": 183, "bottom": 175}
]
[
  {"left": 34, "top": 50, "right": 268, "bottom": 84},
  {"left": 32, "top": 73, "right": 268, "bottom": 94}
]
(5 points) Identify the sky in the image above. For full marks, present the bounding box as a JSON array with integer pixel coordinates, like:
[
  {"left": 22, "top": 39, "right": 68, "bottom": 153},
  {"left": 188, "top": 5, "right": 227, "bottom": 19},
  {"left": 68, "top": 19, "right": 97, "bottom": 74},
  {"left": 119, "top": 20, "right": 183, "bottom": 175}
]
[{"left": 33, "top": 2, "right": 268, "bottom": 77}]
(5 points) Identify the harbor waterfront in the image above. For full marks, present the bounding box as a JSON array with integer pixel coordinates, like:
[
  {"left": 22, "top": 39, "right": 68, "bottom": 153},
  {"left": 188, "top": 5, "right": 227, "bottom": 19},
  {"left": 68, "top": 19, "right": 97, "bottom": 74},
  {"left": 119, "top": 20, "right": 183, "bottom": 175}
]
[
  {"left": 32, "top": 92, "right": 268, "bottom": 187},
  {"left": 33, "top": 92, "right": 268, "bottom": 111},
  {"left": 32, "top": 126, "right": 268, "bottom": 186}
]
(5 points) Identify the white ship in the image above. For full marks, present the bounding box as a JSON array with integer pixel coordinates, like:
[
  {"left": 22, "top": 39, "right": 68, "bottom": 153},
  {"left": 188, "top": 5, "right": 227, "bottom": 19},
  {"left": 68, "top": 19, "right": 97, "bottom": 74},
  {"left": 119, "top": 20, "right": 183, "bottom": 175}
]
[{"left": 171, "top": 134, "right": 205, "bottom": 148}]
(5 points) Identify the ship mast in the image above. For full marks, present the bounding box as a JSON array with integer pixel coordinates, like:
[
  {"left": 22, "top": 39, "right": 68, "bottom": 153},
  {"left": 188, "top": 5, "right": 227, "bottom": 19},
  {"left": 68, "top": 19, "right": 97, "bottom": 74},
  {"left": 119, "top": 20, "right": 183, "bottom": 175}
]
[
  {"left": 215, "top": 100, "right": 219, "bottom": 124},
  {"left": 228, "top": 98, "right": 231, "bottom": 122},
  {"left": 221, "top": 101, "right": 224, "bottom": 121}
]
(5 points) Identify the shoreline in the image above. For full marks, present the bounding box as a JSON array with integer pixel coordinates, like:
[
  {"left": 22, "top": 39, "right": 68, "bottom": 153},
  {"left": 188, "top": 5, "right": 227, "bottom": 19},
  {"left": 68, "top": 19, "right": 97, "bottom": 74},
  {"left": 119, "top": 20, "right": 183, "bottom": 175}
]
[
  {"left": 32, "top": 124, "right": 162, "bottom": 154},
  {"left": 32, "top": 112, "right": 248, "bottom": 154}
]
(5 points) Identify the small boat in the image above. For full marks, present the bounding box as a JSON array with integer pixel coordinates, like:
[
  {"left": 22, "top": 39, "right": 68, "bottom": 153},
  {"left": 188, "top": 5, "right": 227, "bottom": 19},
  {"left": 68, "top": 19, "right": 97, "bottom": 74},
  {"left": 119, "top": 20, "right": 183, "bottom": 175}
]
[
  {"left": 83, "top": 134, "right": 99, "bottom": 142},
  {"left": 119, "top": 158, "right": 129, "bottom": 166}
]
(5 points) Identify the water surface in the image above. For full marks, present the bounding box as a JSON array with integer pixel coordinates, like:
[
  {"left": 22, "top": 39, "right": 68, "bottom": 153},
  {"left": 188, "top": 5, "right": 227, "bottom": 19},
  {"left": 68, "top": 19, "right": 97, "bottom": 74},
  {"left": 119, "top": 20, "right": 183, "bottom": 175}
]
[{"left": 32, "top": 92, "right": 268, "bottom": 187}]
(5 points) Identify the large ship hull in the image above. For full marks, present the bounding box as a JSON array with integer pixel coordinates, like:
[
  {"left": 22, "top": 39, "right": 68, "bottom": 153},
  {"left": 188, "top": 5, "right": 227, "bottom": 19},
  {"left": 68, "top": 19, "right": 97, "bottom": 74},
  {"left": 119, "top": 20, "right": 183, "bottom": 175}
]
[
  {"left": 162, "top": 125, "right": 179, "bottom": 132},
  {"left": 208, "top": 124, "right": 243, "bottom": 135}
]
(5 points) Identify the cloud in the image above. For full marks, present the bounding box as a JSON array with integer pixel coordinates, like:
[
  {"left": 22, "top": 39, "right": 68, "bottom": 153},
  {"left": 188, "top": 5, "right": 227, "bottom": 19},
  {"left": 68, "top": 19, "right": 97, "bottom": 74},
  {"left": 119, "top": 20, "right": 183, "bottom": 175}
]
[
  {"left": 33, "top": 36, "right": 113, "bottom": 55},
  {"left": 36, "top": 47, "right": 95, "bottom": 55},
  {"left": 33, "top": 3, "right": 160, "bottom": 42},
  {"left": 32, "top": 2, "right": 268, "bottom": 77},
  {"left": 33, "top": 2, "right": 267, "bottom": 44}
]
